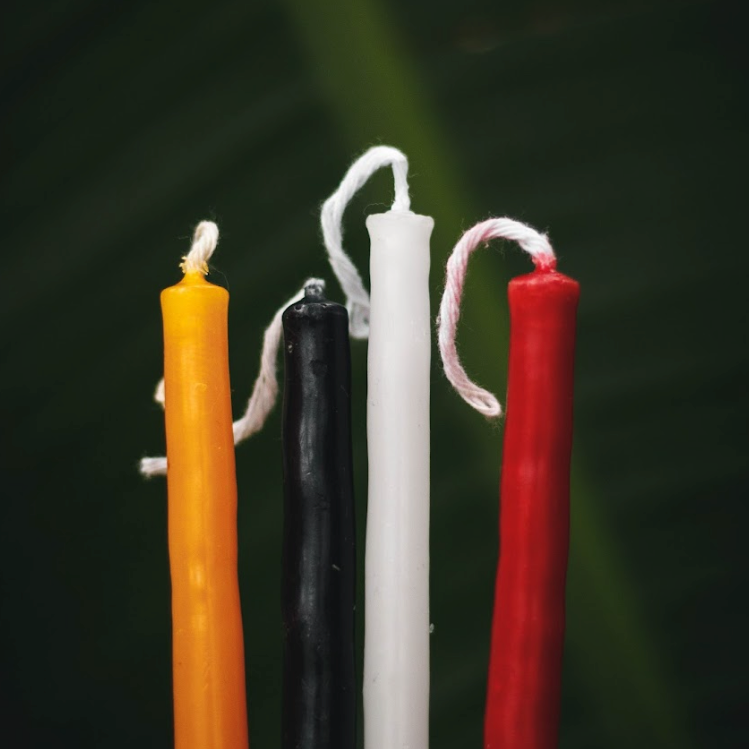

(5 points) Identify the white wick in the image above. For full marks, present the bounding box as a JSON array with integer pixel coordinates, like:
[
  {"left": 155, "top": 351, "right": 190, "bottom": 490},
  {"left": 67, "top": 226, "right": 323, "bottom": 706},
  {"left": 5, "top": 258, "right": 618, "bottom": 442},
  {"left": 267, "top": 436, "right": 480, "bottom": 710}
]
[
  {"left": 180, "top": 220, "right": 219, "bottom": 275},
  {"left": 140, "top": 222, "right": 324, "bottom": 477},
  {"left": 230, "top": 279, "right": 326, "bottom": 444},
  {"left": 320, "top": 145, "right": 411, "bottom": 339},
  {"left": 437, "top": 217, "right": 557, "bottom": 418}
]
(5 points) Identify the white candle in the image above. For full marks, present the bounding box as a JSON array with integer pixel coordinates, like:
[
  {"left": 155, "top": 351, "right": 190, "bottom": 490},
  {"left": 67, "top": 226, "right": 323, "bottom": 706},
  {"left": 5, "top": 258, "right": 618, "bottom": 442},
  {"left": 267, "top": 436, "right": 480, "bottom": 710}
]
[{"left": 364, "top": 209, "right": 433, "bottom": 749}]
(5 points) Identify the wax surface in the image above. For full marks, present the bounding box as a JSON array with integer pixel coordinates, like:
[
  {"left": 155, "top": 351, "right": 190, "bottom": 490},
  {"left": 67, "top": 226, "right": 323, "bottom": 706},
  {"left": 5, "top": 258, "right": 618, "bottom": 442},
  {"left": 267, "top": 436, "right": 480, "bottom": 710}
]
[
  {"left": 484, "top": 268, "right": 580, "bottom": 749},
  {"left": 364, "top": 210, "right": 433, "bottom": 749},
  {"left": 162, "top": 272, "right": 249, "bottom": 749},
  {"left": 281, "top": 285, "right": 356, "bottom": 749}
]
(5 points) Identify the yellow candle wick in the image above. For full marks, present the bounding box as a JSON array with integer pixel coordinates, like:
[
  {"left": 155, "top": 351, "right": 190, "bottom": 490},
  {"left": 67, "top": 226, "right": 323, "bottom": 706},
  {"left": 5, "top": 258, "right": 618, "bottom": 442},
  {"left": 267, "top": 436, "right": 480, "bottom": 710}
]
[
  {"left": 180, "top": 258, "right": 209, "bottom": 276},
  {"left": 180, "top": 220, "right": 219, "bottom": 275}
]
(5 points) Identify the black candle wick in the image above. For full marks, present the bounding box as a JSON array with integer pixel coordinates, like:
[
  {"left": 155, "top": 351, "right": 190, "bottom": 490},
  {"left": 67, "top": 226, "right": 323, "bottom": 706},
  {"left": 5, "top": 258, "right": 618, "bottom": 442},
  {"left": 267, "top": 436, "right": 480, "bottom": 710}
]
[{"left": 304, "top": 280, "right": 326, "bottom": 300}]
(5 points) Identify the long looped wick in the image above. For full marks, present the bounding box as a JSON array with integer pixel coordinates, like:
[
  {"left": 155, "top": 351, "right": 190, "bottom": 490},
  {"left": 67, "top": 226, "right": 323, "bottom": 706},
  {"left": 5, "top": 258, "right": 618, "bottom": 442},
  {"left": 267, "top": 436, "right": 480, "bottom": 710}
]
[
  {"left": 228, "top": 278, "right": 326, "bottom": 445},
  {"left": 437, "top": 217, "right": 557, "bottom": 419},
  {"left": 321, "top": 145, "right": 411, "bottom": 339},
  {"left": 140, "top": 220, "right": 325, "bottom": 477}
]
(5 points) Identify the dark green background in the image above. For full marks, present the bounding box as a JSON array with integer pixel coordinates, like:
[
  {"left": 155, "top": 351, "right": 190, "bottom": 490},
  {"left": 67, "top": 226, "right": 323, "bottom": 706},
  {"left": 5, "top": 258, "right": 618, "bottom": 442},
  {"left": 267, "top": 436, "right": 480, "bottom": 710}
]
[{"left": 2, "top": 1, "right": 747, "bottom": 747}]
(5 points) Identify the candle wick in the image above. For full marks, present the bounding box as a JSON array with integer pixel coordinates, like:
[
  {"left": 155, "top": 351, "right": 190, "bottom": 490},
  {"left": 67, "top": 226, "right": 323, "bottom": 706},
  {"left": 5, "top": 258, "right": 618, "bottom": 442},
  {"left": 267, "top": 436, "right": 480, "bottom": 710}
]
[
  {"left": 533, "top": 255, "right": 558, "bottom": 272},
  {"left": 320, "top": 145, "right": 412, "bottom": 340},
  {"left": 180, "top": 220, "right": 219, "bottom": 275},
  {"left": 139, "top": 221, "right": 327, "bottom": 478},
  {"left": 229, "top": 277, "right": 325, "bottom": 445},
  {"left": 437, "top": 217, "right": 558, "bottom": 419},
  {"left": 304, "top": 280, "right": 326, "bottom": 299}
]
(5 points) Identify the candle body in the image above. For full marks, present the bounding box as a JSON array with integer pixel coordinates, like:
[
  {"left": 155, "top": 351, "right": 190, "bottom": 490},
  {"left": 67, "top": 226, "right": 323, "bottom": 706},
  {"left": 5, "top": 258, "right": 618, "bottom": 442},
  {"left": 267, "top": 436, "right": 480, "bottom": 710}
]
[
  {"left": 162, "top": 272, "right": 249, "bottom": 749},
  {"left": 484, "top": 269, "right": 580, "bottom": 749},
  {"left": 364, "top": 211, "right": 433, "bottom": 749},
  {"left": 281, "top": 286, "right": 356, "bottom": 749}
]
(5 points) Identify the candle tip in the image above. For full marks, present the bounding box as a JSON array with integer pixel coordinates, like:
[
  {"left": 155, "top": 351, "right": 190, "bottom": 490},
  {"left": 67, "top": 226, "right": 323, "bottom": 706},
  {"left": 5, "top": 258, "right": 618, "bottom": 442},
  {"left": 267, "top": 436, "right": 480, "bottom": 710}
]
[
  {"left": 180, "top": 220, "right": 219, "bottom": 275},
  {"left": 304, "top": 279, "right": 326, "bottom": 299},
  {"left": 533, "top": 254, "right": 557, "bottom": 272}
]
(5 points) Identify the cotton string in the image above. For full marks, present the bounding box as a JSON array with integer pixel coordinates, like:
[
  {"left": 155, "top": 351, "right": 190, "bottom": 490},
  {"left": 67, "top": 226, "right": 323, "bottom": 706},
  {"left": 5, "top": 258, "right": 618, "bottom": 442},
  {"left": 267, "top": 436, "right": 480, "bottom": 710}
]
[
  {"left": 229, "top": 277, "right": 326, "bottom": 444},
  {"left": 320, "top": 145, "right": 411, "bottom": 339},
  {"left": 139, "top": 220, "right": 325, "bottom": 477},
  {"left": 180, "top": 219, "right": 219, "bottom": 275},
  {"left": 437, "top": 217, "right": 557, "bottom": 418}
]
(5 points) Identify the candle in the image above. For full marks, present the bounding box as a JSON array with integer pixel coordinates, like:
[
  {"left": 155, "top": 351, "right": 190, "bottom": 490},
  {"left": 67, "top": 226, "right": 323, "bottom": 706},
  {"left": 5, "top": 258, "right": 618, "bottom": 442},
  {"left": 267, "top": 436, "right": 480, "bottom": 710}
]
[
  {"left": 281, "top": 281, "right": 356, "bottom": 749},
  {"left": 318, "top": 146, "right": 433, "bottom": 749},
  {"left": 364, "top": 209, "right": 433, "bottom": 749},
  {"left": 161, "top": 223, "right": 249, "bottom": 749},
  {"left": 486, "top": 264, "right": 579, "bottom": 749},
  {"left": 437, "top": 218, "right": 579, "bottom": 749}
]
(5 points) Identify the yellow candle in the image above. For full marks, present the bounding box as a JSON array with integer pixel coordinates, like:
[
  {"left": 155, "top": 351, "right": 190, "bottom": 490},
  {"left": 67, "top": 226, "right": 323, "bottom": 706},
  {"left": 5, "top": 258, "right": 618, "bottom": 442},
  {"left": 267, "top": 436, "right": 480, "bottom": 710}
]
[{"left": 162, "top": 224, "right": 249, "bottom": 749}]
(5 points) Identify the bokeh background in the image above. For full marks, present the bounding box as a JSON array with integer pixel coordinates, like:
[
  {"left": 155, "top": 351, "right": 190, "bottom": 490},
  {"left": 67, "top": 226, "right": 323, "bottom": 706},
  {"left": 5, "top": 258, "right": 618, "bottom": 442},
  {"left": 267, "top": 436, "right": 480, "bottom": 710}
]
[{"left": 2, "top": 0, "right": 747, "bottom": 747}]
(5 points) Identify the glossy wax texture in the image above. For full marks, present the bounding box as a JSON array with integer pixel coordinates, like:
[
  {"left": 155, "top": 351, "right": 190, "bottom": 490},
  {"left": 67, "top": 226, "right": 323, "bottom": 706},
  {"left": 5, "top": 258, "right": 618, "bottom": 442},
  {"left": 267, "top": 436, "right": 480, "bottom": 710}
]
[
  {"left": 281, "top": 285, "right": 356, "bottom": 749},
  {"left": 162, "top": 272, "right": 249, "bottom": 749},
  {"left": 364, "top": 211, "right": 433, "bottom": 749},
  {"left": 484, "top": 268, "right": 580, "bottom": 749}
]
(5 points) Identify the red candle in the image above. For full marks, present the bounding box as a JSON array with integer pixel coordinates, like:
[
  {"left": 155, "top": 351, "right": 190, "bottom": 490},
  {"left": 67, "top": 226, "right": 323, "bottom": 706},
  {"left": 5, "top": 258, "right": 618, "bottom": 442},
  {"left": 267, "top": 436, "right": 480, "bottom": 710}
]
[
  {"left": 437, "top": 218, "right": 579, "bottom": 749},
  {"left": 485, "top": 263, "right": 579, "bottom": 749}
]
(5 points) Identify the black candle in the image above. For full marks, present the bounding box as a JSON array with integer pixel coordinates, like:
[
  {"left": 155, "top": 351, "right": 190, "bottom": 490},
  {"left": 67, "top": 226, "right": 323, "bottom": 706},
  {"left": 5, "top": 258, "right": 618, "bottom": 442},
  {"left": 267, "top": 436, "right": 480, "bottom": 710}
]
[{"left": 281, "top": 281, "right": 356, "bottom": 749}]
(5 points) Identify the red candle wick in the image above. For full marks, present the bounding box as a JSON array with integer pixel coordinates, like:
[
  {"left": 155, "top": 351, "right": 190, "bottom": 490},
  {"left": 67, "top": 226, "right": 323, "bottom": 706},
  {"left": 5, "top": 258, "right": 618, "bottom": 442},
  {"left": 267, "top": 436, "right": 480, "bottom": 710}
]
[
  {"left": 437, "top": 217, "right": 560, "bottom": 420},
  {"left": 532, "top": 254, "right": 557, "bottom": 272}
]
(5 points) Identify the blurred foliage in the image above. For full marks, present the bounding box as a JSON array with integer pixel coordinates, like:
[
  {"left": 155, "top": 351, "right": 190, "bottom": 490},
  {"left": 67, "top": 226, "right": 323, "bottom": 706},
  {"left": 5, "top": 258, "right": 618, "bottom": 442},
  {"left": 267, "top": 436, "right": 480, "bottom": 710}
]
[{"left": 1, "top": 1, "right": 747, "bottom": 748}]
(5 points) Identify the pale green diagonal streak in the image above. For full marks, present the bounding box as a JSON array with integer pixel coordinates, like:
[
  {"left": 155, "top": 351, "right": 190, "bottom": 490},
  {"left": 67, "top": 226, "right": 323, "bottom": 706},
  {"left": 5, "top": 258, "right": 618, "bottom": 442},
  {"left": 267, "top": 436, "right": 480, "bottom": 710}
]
[{"left": 282, "top": 1, "right": 690, "bottom": 746}]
